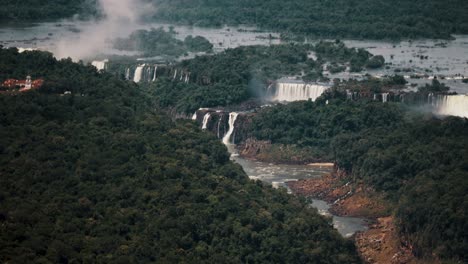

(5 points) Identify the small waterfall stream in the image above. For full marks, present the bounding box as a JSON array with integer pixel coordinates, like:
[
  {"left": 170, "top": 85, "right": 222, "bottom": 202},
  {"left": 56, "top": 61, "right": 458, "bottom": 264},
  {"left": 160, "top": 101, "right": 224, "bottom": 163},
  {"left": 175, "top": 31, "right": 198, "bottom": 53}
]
[
  {"left": 201, "top": 113, "right": 211, "bottom": 130},
  {"left": 222, "top": 112, "right": 239, "bottom": 145}
]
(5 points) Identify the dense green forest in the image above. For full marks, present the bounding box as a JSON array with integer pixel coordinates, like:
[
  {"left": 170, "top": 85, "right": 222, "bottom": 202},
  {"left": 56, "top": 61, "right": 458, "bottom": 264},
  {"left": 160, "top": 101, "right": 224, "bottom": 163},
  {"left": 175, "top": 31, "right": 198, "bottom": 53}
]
[
  {"left": 148, "top": 42, "right": 382, "bottom": 113},
  {"left": 0, "top": 0, "right": 96, "bottom": 22},
  {"left": 3, "top": 0, "right": 467, "bottom": 40},
  {"left": 113, "top": 28, "right": 213, "bottom": 58},
  {"left": 153, "top": 0, "right": 468, "bottom": 39},
  {"left": 0, "top": 48, "right": 361, "bottom": 263},
  {"left": 246, "top": 93, "right": 468, "bottom": 262}
]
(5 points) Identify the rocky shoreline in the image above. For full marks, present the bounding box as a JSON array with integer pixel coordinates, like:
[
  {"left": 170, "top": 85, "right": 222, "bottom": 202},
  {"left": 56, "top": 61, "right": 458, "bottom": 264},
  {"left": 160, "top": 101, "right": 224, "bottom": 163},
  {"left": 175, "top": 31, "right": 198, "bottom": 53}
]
[{"left": 286, "top": 173, "right": 420, "bottom": 264}]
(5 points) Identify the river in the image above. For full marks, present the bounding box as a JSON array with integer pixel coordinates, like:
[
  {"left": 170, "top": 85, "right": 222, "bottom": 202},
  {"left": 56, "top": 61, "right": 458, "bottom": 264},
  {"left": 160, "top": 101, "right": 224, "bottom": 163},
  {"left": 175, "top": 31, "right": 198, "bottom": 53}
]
[{"left": 228, "top": 148, "right": 368, "bottom": 238}]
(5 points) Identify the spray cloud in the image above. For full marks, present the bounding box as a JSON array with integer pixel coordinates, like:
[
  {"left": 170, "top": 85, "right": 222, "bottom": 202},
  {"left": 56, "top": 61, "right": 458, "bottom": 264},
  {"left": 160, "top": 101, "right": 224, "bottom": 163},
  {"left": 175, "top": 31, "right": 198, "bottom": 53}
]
[{"left": 54, "top": 0, "right": 153, "bottom": 60}]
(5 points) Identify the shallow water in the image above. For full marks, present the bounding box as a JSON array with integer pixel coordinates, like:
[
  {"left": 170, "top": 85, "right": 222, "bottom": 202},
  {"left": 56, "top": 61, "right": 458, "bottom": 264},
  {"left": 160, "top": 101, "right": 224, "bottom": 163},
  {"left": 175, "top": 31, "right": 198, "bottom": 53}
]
[
  {"left": 230, "top": 151, "right": 368, "bottom": 237},
  {"left": 0, "top": 21, "right": 280, "bottom": 58}
]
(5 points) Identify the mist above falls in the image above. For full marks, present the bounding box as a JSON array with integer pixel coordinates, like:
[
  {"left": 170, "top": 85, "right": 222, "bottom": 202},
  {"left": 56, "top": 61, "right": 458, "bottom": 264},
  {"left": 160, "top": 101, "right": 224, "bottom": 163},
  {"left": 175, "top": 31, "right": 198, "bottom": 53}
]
[{"left": 54, "top": 0, "right": 153, "bottom": 60}]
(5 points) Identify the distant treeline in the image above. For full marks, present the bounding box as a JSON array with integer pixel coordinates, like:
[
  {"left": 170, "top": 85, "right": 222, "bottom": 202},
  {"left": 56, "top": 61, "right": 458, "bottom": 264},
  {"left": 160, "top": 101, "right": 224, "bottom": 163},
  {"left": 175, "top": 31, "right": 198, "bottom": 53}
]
[
  {"left": 153, "top": 0, "right": 468, "bottom": 39},
  {"left": 0, "top": 0, "right": 97, "bottom": 21},
  {"left": 2, "top": 0, "right": 467, "bottom": 40},
  {"left": 0, "top": 48, "right": 361, "bottom": 263},
  {"left": 247, "top": 92, "right": 468, "bottom": 262}
]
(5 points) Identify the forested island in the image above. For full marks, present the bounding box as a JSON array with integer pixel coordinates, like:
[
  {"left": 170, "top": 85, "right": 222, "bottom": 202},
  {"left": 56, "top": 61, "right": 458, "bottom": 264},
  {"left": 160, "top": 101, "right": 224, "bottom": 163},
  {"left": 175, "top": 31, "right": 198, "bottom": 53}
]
[
  {"left": 147, "top": 41, "right": 384, "bottom": 113},
  {"left": 113, "top": 28, "right": 213, "bottom": 58}
]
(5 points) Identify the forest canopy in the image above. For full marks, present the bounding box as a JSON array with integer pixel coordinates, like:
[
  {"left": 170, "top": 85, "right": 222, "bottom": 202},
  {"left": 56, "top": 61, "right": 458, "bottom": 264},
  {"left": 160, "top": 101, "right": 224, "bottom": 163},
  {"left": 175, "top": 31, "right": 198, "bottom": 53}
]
[{"left": 0, "top": 48, "right": 361, "bottom": 263}]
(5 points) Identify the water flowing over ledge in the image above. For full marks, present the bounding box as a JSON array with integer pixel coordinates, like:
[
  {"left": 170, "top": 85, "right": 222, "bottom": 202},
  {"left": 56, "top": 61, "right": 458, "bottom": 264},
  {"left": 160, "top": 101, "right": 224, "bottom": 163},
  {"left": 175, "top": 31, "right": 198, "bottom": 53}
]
[{"left": 268, "top": 78, "right": 329, "bottom": 102}]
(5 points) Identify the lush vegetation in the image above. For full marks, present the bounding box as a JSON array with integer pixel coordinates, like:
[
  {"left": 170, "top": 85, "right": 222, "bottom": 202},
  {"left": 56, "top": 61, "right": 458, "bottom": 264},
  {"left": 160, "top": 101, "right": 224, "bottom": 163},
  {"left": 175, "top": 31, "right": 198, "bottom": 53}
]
[
  {"left": 247, "top": 92, "right": 468, "bottom": 261},
  {"left": 113, "top": 28, "right": 213, "bottom": 58},
  {"left": 153, "top": 0, "right": 468, "bottom": 39},
  {"left": 0, "top": 48, "right": 361, "bottom": 263},
  {"left": 315, "top": 40, "right": 385, "bottom": 72},
  {"left": 0, "top": 0, "right": 96, "bottom": 21},
  {"left": 148, "top": 42, "right": 382, "bottom": 113}
]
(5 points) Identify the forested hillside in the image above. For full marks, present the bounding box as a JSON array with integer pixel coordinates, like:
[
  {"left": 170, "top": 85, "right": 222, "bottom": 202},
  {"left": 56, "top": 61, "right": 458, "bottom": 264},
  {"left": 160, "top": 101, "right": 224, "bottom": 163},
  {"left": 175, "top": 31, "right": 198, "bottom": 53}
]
[
  {"left": 246, "top": 93, "right": 468, "bottom": 262},
  {"left": 0, "top": 48, "right": 361, "bottom": 263},
  {"left": 153, "top": 0, "right": 468, "bottom": 39}
]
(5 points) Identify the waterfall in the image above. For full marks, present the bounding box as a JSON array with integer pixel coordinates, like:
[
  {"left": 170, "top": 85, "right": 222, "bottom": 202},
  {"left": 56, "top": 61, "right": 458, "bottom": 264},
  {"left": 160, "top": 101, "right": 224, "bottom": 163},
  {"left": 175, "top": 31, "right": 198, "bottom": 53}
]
[
  {"left": 217, "top": 117, "right": 222, "bottom": 138},
  {"left": 382, "top": 93, "right": 389, "bottom": 103},
  {"left": 373, "top": 94, "right": 377, "bottom": 101},
  {"left": 152, "top": 66, "right": 158, "bottom": 81},
  {"left": 202, "top": 113, "right": 211, "bottom": 130},
  {"left": 436, "top": 95, "right": 468, "bottom": 118},
  {"left": 192, "top": 112, "right": 197, "bottom": 120},
  {"left": 91, "top": 59, "right": 108, "bottom": 71},
  {"left": 173, "top": 69, "right": 178, "bottom": 80},
  {"left": 146, "top": 67, "right": 151, "bottom": 81},
  {"left": 125, "top": 68, "right": 130, "bottom": 80},
  {"left": 271, "top": 81, "right": 328, "bottom": 102},
  {"left": 133, "top": 64, "right": 145, "bottom": 83},
  {"left": 222, "top": 112, "right": 239, "bottom": 145}
]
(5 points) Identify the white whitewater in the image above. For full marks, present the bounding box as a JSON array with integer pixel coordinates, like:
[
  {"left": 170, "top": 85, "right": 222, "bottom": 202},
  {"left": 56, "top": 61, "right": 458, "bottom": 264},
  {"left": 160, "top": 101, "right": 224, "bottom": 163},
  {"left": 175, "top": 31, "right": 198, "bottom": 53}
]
[
  {"left": 202, "top": 113, "right": 211, "bottom": 130},
  {"left": 217, "top": 117, "right": 222, "bottom": 138},
  {"left": 152, "top": 66, "right": 158, "bottom": 81},
  {"left": 91, "top": 59, "right": 108, "bottom": 71},
  {"left": 436, "top": 95, "right": 468, "bottom": 118},
  {"left": 271, "top": 81, "right": 328, "bottom": 102},
  {"left": 192, "top": 112, "right": 197, "bottom": 120},
  {"left": 222, "top": 112, "right": 239, "bottom": 145},
  {"left": 173, "top": 69, "right": 178, "bottom": 80},
  {"left": 382, "top": 93, "right": 389, "bottom": 103},
  {"left": 133, "top": 64, "right": 145, "bottom": 83},
  {"left": 125, "top": 68, "right": 130, "bottom": 80}
]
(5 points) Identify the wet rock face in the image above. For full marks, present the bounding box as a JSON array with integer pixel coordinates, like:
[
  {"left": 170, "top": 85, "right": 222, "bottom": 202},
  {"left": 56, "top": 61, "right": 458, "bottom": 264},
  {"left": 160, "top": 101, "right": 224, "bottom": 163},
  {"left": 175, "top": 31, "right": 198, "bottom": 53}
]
[{"left": 238, "top": 138, "right": 271, "bottom": 158}]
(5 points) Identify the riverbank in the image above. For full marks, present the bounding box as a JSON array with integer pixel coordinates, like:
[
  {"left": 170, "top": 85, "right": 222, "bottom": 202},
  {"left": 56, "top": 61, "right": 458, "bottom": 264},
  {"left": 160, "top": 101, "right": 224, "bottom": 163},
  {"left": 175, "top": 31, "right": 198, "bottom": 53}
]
[
  {"left": 286, "top": 173, "right": 420, "bottom": 264},
  {"left": 238, "top": 138, "right": 330, "bottom": 164}
]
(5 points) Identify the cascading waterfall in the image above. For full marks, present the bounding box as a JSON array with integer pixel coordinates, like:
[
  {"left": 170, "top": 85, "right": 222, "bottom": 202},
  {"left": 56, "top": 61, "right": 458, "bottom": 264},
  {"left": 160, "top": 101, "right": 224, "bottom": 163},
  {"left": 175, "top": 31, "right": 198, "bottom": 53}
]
[
  {"left": 152, "top": 66, "right": 158, "bottom": 81},
  {"left": 382, "top": 93, "right": 389, "bottom": 103},
  {"left": 435, "top": 95, "right": 468, "bottom": 118},
  {"left": 217, "top": 116, "right": 222, "bottom": 138},
  {"left": 173, "top": 69, "right": 178, "bottom": 80},
  {"left": 125, "top": 68, "right": 130, "bottom": 80},
  {"left": 202, "top": 113, "right": 211, "bottom": 130},
  {"left": 192, "top": 112, "right": 197, "bottom": 120},
  {"left": 222, "top": 112, "right": 239, "bottom": 145},
  {"left": 133, "top": 64, "right": 145, "bottom": 83},
  {"left": 146, "top": 67, "right": 151, "bottom": 81},
  {"left": 91, "top": 59, "right": 108, "bottom": 71},
  {"left": 271, "top": 81, "right": 328, "bottom": 102}
]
